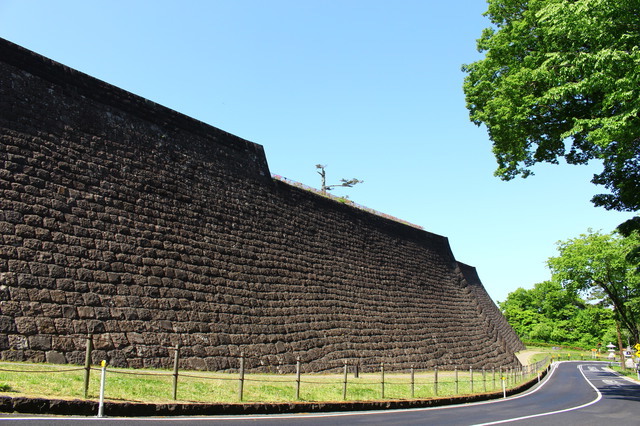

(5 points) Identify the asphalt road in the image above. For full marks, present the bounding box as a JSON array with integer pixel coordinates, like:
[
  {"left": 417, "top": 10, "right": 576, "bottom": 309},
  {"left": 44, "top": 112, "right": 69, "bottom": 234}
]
[{"left": 2, "top": 361, "right": 639, "bottom": 425}]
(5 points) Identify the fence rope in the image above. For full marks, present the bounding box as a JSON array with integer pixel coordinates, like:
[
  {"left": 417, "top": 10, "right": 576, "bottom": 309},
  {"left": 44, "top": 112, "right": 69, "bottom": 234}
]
[
  {"left": 179, "top": 373, "right": 237, "bottom": 381},
  {"left": 0, "top": 367, "right": 85, "bottom": 373},
  {"left": 102, "top": 369, "right": 173, "bottom": 377},
  {"left": 299, "top": 378, "right": 345, "bottom": 384},
  {"left": 0, "top": 349, "right": 556, "bottom": 405},
  {"left": 243, "top": 377, "right": 294, "bottom": 383}
]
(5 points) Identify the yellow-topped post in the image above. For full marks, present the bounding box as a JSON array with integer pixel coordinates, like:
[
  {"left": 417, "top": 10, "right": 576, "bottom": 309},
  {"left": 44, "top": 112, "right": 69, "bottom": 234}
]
[{"left": 98, "top": 360, "right": 107, "bottom": 418}]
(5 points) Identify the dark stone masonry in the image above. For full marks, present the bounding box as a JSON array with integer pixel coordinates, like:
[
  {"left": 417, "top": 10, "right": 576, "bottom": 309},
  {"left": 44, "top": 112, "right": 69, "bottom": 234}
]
[{"left": 0, "top": 37, "right": 524, "bottom": 373}]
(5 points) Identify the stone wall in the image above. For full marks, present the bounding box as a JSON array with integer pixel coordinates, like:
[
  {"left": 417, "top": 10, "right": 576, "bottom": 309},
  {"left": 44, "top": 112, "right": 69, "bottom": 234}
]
[
  {"left": 458, "top": 262, "right": 525, "bottom": 355},
  {"left": 0, "top": 38, "right": 523, "bottom": 372}
]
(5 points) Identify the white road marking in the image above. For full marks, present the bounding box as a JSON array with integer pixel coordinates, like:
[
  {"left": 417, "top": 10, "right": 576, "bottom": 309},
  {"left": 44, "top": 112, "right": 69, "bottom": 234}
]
[{"left": 471, "top": 364, "right": 602, "bottom": 425}]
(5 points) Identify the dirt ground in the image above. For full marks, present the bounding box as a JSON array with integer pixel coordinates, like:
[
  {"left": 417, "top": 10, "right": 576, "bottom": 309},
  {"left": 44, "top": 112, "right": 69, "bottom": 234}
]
[{"left": 516, "top": 349, "right": 543, "bottom": 365}]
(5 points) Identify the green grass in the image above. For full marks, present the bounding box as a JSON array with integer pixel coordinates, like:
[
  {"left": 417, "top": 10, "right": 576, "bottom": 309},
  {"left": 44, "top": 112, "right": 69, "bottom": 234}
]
[
  {"left": 0, "top": 360, "right": 549, "bottom": 405},
  {"left": 524, "top": 345, "right": 603, "bottom": 364},
  {"left": 609, "top": 364, "right": 640, "bottom": 380}
]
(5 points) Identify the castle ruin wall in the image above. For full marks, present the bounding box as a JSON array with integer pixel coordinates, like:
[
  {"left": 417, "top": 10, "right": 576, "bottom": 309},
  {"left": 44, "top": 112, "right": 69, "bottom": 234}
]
[{"left": 0, "top": 38, "right": 522, "bottom": 372}]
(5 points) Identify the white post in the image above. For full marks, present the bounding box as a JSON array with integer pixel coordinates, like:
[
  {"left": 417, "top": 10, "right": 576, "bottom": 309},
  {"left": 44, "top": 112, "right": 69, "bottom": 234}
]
[
  {"left": 501, "top": 375, "right": 506, "bottom": 399},
  {"left": 97, "top": 360, "right": 107, "bottom": 418}
]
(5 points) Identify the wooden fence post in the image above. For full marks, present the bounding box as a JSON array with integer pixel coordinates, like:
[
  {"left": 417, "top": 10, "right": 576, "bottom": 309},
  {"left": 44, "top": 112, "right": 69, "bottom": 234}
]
[
  {"left": 492, "top": 367, "right": 496, "bottom": 390},
  {"left": 342, "top": 361, "right": 349, "bottom": 400},
  {"left": 455, "top": 366, "right": 459, "bottom": 395},
  {"left": 83, "top": 334, "right": 93, "bottom": 398},
  {"left": 410, "top": 366, "right": 415, "bottom": 399},
  {"left": 172, "top": 343, "right": 180, "bottom": 400},
  {"left": 434, "top": 366, "right": 438, "bottom": 396},
  {"left": 296, "top": 357, "right": 301, "bottom": 400},
  {"left": 380, "top": 362, "right": 385, "bottom": 399},
  {"left": 238, "top": 352, "right": 245, "bottom": 401},
  {"left": 483, "top": 367, "right": 486, "bottom": 392}
]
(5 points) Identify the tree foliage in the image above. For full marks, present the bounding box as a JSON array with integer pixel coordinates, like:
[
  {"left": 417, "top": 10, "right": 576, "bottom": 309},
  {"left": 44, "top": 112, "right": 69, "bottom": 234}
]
[
  {"left": 499, "top": 280, "right": 616, "bottom": 347},
  {"left": 547, "top": 230, "right": 640, "bottom": 343},
  {"left": 462, "top": 0, "right": 640, "bottom": 215}
]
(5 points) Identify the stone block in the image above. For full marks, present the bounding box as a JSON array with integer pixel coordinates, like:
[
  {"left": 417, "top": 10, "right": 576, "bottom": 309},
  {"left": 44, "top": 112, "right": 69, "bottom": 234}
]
[
  {"left": 87, "top": 320, "right": 105, "bottom": 334},
  {"left": 14, "top": 317, "right": 37, "bottom": 335},
  {"left": 28, "top": 335, "right": 51, "bottom": 350},
  {"left": 36, "top": 317, "right": 57, "bottom": 334},
  {"left": 77, "top": 306, "right": 95, "bottom": 319},
  {"left": 82, "top": 292, "right": 101, "bottom": 307},
  {"left": 0, "top": 315, "right": 16, "bottom": 333},
  {"left": 8, "top": 334, "right": 28, "bottom": 350}
]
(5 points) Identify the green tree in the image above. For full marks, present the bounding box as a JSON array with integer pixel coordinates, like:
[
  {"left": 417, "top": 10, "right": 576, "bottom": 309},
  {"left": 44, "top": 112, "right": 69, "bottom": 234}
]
[
  {"left": 547, "top": 230, "right": 640, "bottom": 343},
  {"left": 462, "top": 0, "right": 640, "bottom": 222},
  {"left": 572, "top": 305, "right": 616, "bottom": 348},
  {"left": 499, "top": 280, "right": 614, "bottom": 346}
]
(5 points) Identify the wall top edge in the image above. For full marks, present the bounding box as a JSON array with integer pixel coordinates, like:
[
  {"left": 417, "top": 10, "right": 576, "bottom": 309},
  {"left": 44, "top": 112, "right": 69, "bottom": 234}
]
[{"left": 0, "top": 37, "right": 269, "bottom": 169}]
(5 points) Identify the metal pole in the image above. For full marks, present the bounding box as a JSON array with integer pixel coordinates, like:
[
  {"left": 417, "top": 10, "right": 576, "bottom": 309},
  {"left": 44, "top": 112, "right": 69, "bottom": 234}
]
[
  {"left": 97, "top": 360, "right": 107, "bottom": 418},
  {"left": 470, "top": 367, "right": 473, "bottom": 393},
  {"left": 83, "top": 334, "right": 93, "bottom": 398},
  {"left": 172, "top": 344, "right": 180, "bottom": 400}
]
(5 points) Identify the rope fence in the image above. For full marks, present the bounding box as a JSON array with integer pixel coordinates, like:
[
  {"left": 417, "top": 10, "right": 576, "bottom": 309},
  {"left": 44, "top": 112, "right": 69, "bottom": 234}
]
[
  {"left": 0, "top": 336, "right": 575, "bottom": 402},
  {"left": 0, "top": 367, "right": 84, "bottom": 374},
  {"left": 1, "top": 337, "right": 602, "bottom": 407}
]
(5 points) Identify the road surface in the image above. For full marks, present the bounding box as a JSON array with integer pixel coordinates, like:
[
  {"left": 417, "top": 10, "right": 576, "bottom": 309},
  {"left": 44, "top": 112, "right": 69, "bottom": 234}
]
[{"left": 2, "top": 361, "right": 639, "bottom": 425}]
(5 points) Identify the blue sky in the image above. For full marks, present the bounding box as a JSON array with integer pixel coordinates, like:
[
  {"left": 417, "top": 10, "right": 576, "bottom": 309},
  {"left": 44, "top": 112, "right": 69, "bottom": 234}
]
[{"left": 1, "top": 0, "right": 634, "bottom": 303}]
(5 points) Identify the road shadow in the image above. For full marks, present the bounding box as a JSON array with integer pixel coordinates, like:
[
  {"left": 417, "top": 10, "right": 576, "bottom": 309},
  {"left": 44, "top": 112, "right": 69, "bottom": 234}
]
[{"left": 595, "top": 370, "right": 640, "bottom": 403}]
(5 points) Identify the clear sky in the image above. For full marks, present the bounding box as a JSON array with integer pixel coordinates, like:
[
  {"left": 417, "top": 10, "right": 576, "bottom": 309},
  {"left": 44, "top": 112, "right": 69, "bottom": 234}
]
[{"left": 1, "top": 0, "right": 634, "bottom": 303}]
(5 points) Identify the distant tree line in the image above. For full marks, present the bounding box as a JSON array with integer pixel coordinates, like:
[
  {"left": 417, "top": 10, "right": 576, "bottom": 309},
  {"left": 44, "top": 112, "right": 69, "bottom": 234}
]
[{"left": 500, "top": 230, "right": 640, "bottom": 348}]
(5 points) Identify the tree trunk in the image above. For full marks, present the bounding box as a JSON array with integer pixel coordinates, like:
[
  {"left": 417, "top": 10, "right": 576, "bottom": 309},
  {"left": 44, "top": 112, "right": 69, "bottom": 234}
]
[{"left": 617, "top": 321, "right": 627, "bottom": 370}]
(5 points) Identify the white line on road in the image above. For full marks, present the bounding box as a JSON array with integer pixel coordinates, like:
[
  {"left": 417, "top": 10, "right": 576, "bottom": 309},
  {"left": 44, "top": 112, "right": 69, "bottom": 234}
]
[
  {"left": 0, "top": 362, "right": 585, "bottom": 423},
  {"left": 470, "top": 364, "right": 602, "bottom": 425}
]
